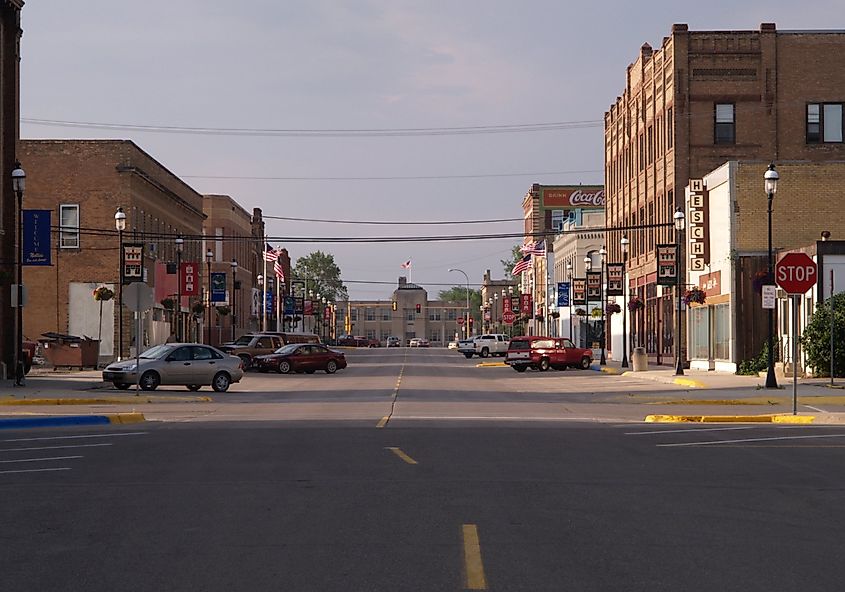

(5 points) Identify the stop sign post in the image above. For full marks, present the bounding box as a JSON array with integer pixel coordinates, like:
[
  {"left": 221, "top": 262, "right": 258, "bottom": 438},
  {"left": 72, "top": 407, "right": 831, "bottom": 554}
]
[{"left": 775, "top": 252, "right": 818, "bottom": 416}]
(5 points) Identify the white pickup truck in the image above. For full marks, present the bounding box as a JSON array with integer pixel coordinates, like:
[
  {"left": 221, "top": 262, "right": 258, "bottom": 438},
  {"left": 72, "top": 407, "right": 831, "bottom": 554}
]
[{"left": 457, "top": 334, "right": 510, "bottom": 358}]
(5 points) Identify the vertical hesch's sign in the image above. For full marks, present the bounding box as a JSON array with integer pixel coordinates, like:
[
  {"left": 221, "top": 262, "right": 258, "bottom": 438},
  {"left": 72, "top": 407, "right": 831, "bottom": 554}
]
[
  {"left": 687, "top": 179, "right": 710, "bottom": 272},
  {"left": 541, "top": 187, "right": 605, "bottom": 209}
]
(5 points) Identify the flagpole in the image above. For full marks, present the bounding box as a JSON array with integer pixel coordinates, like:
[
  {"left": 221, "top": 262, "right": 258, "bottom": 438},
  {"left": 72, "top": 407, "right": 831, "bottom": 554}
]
[
  {"left": 276, "top": 274, "right": 281, "bottom": 330},
  {"left": 262, "top": 241, "right": 267, "bottom": 332}
]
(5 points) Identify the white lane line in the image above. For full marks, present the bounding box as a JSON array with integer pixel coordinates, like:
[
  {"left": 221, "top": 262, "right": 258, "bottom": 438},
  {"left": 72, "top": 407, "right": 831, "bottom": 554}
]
[
  {"left": 0, "top": 455, "right": 83, "bottom": 464},
  {"left": 804, "top": 405, "right": 827, "bottom": 413},
  {"left": 626, "top": 426, "right": 758, "bottom": 436},
  {"left": 0, "top": 467, "right": 71, "bottom": 475},
  {"left": 0, "top": 443, "right": 112, "bottom": 453},
  {"left": 658, "top": 434, "right": 845, "bottom": 447},
  {"left": 2, "top": 431, "right": 147, "bottom": 443}
]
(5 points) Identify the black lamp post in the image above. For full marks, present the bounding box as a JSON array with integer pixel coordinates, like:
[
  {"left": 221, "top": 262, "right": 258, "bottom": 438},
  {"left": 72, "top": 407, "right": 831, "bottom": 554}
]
[
  {"left": 674, "top": 208, "right": 686, "bottom": 376},
  {"left": 584, "top": 255, "right": 592, "bottom": 348},
  {"left": 12, "top": 162, "right": 25, "bottom": 385},
  {"left": 231, "top": 259, "right": 238, "bottom": 342},
  {"left": 257, "top": 274, "right": 264, "bottom": 331},
  {"left": 620, "top": 235, "right": 630, "bottom": 368},
  {"left": 599, "top": 246, "right": 607, "bottom": 365},
  {"left": 566, "top": 261, "right": 573, "bottom": 341},
  {"left": 764, "top": 163, "right": 780, "bottom": 389},
  {"left": 175, "top": 236, "right": 183, "bottom": 342},
  {"left": 205, "top": 249, "right": 213, "bottom": 343},
  {"left": 115, "top": 207, "right": 126, "bottom": 360}
]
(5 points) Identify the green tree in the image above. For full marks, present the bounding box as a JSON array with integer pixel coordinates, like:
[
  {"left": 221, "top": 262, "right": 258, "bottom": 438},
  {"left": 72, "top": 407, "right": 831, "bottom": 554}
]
[
  {"left": 799, "top": 292, "right": 845, "bottom": 377},
  {"left": 501, "top": 244, "right": 523, "bottom": 277},
  {"left": 439, "top": 287, "right": 482, "bottom": 319},
  {"left": 292, "top": 251, "right": 348, "bottom": 301}
]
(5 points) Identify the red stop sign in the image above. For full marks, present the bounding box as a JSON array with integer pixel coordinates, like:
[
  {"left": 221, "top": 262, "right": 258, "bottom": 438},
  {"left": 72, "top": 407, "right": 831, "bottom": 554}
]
[
  {"left": 775, "top": 252, "right": 817, "bottom": 294},
  {"left": 502, "top": 310, "right": 516, "bottom": 325},
  {"left": 456, "top": 317, "right": 465, "bottom": 325}
]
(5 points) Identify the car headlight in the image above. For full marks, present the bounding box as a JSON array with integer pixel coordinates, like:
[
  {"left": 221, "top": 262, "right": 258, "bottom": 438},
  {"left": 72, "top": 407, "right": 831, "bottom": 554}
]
[{"left": 121, "top": 364, "right": 137, "bottom": 371}]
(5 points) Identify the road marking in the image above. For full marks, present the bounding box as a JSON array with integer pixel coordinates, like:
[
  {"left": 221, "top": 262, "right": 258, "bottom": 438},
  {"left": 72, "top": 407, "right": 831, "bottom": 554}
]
[
  {"left": 389, "top": 415, "right": 605, "bottom": 422},
  {"left": 0, "top": 467, "right": 71, "bottom": 475},
  {"left": 657, "top": 434, "right": 845, "bottom": 447},
  {"left": 376, "top": 416, "right": 389, "bottom": 429},
  {"left": 626, "top": 426, "right": 758, "bottom": 436},
  {"left": 0, "top": 455, "right": 83, "bottom": 464},
  {"left": 804, "top": 405, "right": 827, "bottom": 413},
  {"left": 462, "top": 524, "right": 488, "bottom": 590},
  {"left": 385, "top": 447, "right": 417, "bottom": 464},
  {"left": 2, "top": 431, "right": 147, "bottom": 443},
  {"left": 0, "top": 443, "right": 112, "bottom": 453}
]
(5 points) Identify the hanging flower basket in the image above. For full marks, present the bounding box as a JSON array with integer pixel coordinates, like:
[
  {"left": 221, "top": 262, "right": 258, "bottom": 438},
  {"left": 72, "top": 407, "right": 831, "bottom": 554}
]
[
  {"left": 92, "top": 286, "right": 115, "bottom": 302},
  {"left": 752, "top": 270, "right": 773, "bottom": 294},
  {"left": 574, "top": 308, "right": 587, "bottom": 317},
  {"left": 683, "top": 287, "right": 707, "bottom": 306},
  {"left": 191, "top": 301, "right": 206, "bottom": 316},
  {"left": 627, "top": 297, "right": 644, "bottom": 312},
  {"left": 160, "top": 297, "right": 176, "bottom": 311},
  {"left": 216, "top": 305, "right": 231, "bottom": 316},
  {"left": 534, "top": 314, "right": 544, "bottom": 322},
  {"left": 606, "top": 303, "right": 622, "bottom": 315},
  {"left": 590, "top": 308, "right": 603, "bottom": 318},
  {"left": 550, "top": 311, "right": 560, "bottom": 319}
]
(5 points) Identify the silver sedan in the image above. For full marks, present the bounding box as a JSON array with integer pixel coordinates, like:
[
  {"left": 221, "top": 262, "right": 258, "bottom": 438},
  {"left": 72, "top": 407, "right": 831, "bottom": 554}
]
[{"left": 103, "top": 343, "right": 244, "bottom": 392}]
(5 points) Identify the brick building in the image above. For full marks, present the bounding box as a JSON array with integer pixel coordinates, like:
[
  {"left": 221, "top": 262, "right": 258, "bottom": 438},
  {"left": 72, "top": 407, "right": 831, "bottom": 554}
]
[
  {"left": 18, "top": 140, "right": 206, "bottom": 361},
  {"left": 0, "top": 1, "right": 23, "bottom": 380},
  {"left": 605, "top": 23, "right": 845, "bottom": 364}
]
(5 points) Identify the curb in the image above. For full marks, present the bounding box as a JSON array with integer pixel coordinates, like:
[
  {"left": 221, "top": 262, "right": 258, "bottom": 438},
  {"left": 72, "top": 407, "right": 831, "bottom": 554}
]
[
  {"left": 621, "top": 371, "right": 706, "bottom": 388},
  {"left": 590, "top": 365, "right": 622, "bottom": 375},
  {"left": 673, "top": 377, "right": 706, "bottom": 389},
  {"left": 0, "top": 395, "right": 212, "bottom": 405},
  {"left": 0, "top": 412, "right": 146, "bottom": 430},
  {"left": 476, "top": 362, "right": 507, "bottom": 367},
  {"left": 645, "top": 413, "right": 815, "bottom": 424}
]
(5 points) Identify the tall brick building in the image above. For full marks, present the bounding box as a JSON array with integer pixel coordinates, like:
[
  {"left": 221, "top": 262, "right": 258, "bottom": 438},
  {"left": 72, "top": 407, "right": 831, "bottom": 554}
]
[{"left": 605, "top": 23, "right": 845, "bottom": 363}]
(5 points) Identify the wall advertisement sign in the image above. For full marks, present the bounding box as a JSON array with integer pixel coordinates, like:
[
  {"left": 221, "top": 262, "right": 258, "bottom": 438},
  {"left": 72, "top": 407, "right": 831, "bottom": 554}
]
[
  {"left": 122, "top": 243, "right": 144, "bottom": 284},
  {"left": 606, "top": 263, "right": 624, "bottom": 296},
  {"left": 557, "top": 282, "right": 570, "bottom": 307},
  {"left": 586, "top": 271, "right": 602, "bottom": 300},
  {"left": 656, "top": 244, "right": 679, "bottom": 286},
  {"left": 572, "top": 279, "right": 587, "bottom": 305},
  {"left": 23, "top": 210, "right": 52, "bottom": 266},
  {"left": 687, "top": 178, "right": 710, "bottom": 272}
]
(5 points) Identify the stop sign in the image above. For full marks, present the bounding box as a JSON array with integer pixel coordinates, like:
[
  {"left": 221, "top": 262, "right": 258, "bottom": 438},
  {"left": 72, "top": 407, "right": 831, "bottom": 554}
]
[
  {"left": 502, "top": 310, "right": 516, "bottom": 325},
  {"left": 775, "top": 252, "right": 818, "bottom": 294},
  {"left": 456, "top": 317, "right": 465, "bottom": 325}
]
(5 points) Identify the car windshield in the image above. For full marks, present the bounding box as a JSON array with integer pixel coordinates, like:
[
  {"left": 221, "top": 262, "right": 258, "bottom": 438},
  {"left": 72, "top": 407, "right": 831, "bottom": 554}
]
[
  {"left": 232, "top": 335, "right": 253, "bottom": 345},
  {"left": 139, "top": 344, "right": 174, "bottom": 359},
  {"left": 274, "top": 344, "right": 300, "bottom": 355}
]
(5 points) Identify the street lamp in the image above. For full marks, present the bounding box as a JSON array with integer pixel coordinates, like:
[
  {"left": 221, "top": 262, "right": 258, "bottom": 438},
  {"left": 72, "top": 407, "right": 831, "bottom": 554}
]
[
  {"left": 257, "top": 274, "right": 264, "bottom": 331},
  {"left": 599, "top": 246, "right": 607, "bottom": 365},
  {"left": 566, "top": 261, "right": 573, "bottom": 341},
  {"left": 620, "top": 235, "right": 630, "bottom": 368},
  {"left": 321, "top": 296, "right": 328, "bottom": 341},
  {"left": 448, "top": 268, "right": 471, "bottom": 340},
  {"left": 494, "top": 293, "right": 499, "bottom": 333},
  {"left": 205, "top": 249, "right": 213, "bottom": 343},
  {"left": 764, "top": 163, "right": 780, "bottom": 389},
  {"left": 12, "top": 162, "right": 25, "bottom": 385},
  {"left": 115, "top": 207, "right": 127, "bottom": 360},
  {"left": 674, "top": 208, "right": 686, "bottom": 376},
  {"left": 175, "top": 236, "right": 183, "bottom": 342},
  {"left": 231, "top": 259, "right": 238, "bottom": 342},
  {"left": 585, "top": 255, "right": 592, "bottom": 351}
]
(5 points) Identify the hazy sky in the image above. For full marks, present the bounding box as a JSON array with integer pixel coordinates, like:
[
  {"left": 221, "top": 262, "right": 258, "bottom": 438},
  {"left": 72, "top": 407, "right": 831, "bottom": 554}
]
[{"left": 20, "top": 1, "right": 842, "bottom": 298}]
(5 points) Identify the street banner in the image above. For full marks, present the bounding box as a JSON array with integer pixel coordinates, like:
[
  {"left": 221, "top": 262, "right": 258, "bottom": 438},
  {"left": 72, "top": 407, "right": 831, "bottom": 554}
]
[
  {"left": 520, "top": 293, "right": 532, "bottom": 314},
  {"left": 265, "top": 288, "right": 274, "bottom": 314},
  {"left": 251, "top": 288, "right": 260, "bottom": 316},
  {"left": 179, "top": 262, "right": 198, "bottom": 295},
  {"left": 557, "top": 282, "right": 570, "bottom": 307},
  {"left": 510, "top": 295, "right": 520, "bottom": 313},
  {"left": 606, "top": 263, "right": 624, "bottom": 296},
  {"left": 123, "top": 243, "right": 144, "bottom": 284},
  {"left": 294, "top": 296, "right": 304, "bottom": 315},
  {"left": 210, "top": 272, "right": 227, "bottom": 302},
  {"left": 657, "top": 244, "right": 679, "bottom": 286},
  {"left": 284, "top": 296, "right": 295, "bottom": 315},
  {"left": 503, "top": 295, "right": 512, "bottom": 313},
  {"left": 304, "top": 299, "right": 313, "bottom": 315},
  {"left": 587, "top": 271, "right": 602, "bottom": 300},
  {"left": 23, "top": 210, "right": 51, "bottom": 266},
  {"left": 572, "top": 278, "right": 587, "bottom": 305}
]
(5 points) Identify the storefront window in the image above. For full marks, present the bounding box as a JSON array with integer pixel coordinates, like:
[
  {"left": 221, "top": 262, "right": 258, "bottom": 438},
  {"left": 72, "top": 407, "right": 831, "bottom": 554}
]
[
  {"left": 661, "top": 294, "right": 674, "bottom": 358},
  {"left": 646, "top": 284, "right": 658, "bottom": 354},
  {"left": 712, "top": 304, "right": 730, "bottom": 361},
  {"left": 690, "top": 306, "right": 710, "bottom": 360}
]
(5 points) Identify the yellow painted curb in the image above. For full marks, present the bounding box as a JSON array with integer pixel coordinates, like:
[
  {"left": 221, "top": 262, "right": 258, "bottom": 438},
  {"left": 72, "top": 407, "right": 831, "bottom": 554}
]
[
  {"left": 0, "top": 396, "right": 212, "bottom": 405},
  {"left": 475, "top": 362, "right": 507, "bottom": 367},
  {"left": 108, "top": 412, "right": 146, "bottom": 424},
  {"left": 645, "top": 414, "right": 816, "bottom": 423},
  {"left": 771, "top": 414, "right": 815, "bottom": 424},
  {"left": 673, "top": 378, "right": 706, "bottom": 388}
]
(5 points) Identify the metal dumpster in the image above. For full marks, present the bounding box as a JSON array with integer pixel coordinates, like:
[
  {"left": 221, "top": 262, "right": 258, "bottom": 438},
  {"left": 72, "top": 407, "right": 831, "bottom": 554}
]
[{"left": 38, "top": 333, "right": 100, "bottom": 370}]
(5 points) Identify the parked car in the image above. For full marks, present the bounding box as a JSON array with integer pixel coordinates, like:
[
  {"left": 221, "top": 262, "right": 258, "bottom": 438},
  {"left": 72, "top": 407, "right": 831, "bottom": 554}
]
[
  {"left": 457, "top": 334, "right": 510, "bottom": 358},
  {"left": 386, "top": 336, "right": 402, "bottom": 348},
  {"left": 254, "top": 343, "right": 347, "bottom": 374},
  {"left": 22, "top": 338, "right": 38, "bottom": 374},
  {"left": 505, "top": 336, "right": 593, "bottom": 372},
  {"left": 103, "top": 343, "right": 244, "bottom": 391},
  {"left": 409, "top": 338, "right": 429, "bottom": 347},
  {"left": 447, "top": 340, "right": 459, "bottom": 350},
  {"left": 219, "top": 332, "right": 321, "bottom": 370},
  {"left": 336, "top": 335, "right": 380, "bottom": 348}
]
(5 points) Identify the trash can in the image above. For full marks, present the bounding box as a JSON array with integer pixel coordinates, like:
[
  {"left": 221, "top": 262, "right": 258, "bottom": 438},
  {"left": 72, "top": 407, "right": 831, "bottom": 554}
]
[
  {"left": 632, "top": 347, "right": 648, "bottom": 372},
  {"left": 39, "top": 333, "right": 100, "bottom": 370}
]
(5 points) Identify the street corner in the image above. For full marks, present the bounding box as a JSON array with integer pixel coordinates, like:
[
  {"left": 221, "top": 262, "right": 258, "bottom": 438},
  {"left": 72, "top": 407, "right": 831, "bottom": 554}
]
[
  {"left": 590, "top": 364, "right": 622, "bottom": 375},
  {"left": 0, "top": 412, "right": 146, "bottom": 430},
  {"left": 644, "top": 413, "right": 816, "bottom": 424}
]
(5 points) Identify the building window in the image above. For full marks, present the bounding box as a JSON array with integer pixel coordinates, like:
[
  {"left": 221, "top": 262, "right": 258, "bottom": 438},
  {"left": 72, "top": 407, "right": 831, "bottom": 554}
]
[
  {"left": 807, "top": 103, "right": 844, "bottom": 143},
  {"left": 714, "top": 103, "right": 735, "bottom": 144},
  {"left": 447, "top": 309, "right": 457, "bottom": 321},
  {"left": 366, "top": 309, "right": 376, "bottom": 321},
  {"left": 366, "top": 330, "right": 376, "bottom": 340},
  {"left": 430, "top": 330, "right": 440, "bottom": 343},
  {"left": 406, "top": 310, "right": 414, "bottom": 321},
  {"left": 350, "top": 309, "right": 358, "bottom": 322},
  {"left": 647, "top": 126, "right": 654, "bottom": 164},
  {"left": 382, "top": 308, "right": 390, "bottom": 321},
  {"left": 551, "top": 210, "right": 566, "bottom": 232},
  {"left": 428, "top": 310, "right": 441, "bottom": 321},
  {"left": 667, "top": 108, "right": 673, "bottom": 148},
  {"left": 380, "top": 329, "right": 390, "bottom": 341},
  {"left": 59, "top": 204, "right": 80, "bottom": 248}
]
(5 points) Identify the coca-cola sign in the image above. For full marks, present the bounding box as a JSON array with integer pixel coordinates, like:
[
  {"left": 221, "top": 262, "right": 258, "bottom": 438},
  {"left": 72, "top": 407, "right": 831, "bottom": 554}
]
[{"left": 542, "top": 186, "right": 605, "bottom": 209}]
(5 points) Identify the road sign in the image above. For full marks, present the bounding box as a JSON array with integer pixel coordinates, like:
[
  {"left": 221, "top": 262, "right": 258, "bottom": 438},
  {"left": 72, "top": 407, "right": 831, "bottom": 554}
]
[
  {"left": 502, "top": 310, "right": 516, "bottom": 325},
  {"left": 124, "top": 282, "right": 153, "bottom": 312},
  {"left": 762, "top": 285, "right": 777, "bottom": 309},
  {"left": 457, "top": 317, "right": 465, "bottom": 325},
  {"left": 775, "top": 253, "right": 817, "bottom": 294}
]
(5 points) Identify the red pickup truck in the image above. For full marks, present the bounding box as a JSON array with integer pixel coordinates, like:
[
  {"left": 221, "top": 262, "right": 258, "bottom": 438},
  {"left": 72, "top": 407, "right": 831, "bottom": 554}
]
[{"left": 505, "top": 336, "right": 593, "bottom": 372}]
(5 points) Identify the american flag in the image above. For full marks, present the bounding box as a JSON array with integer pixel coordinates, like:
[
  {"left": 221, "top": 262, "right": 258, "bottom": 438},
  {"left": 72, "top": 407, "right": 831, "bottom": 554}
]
[
  {"left": 401, "top": 259, "right": 411, "bottom": 269},
  {"left": 263, "top": 243, "right": 279, "bottom": 262},
  {"left": 520, "top": 240, "right": 546, "bottom": 256},
  {"left": 273, "top": 258, "right": 285, "bottom": 281},
  {"left": 511, "top": 254, "right": 531, "bottom": 276}
]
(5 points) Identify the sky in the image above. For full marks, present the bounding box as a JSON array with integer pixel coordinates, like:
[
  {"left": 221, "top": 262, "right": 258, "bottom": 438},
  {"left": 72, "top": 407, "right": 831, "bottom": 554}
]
[{"left": 19, "top": 0, "right": 843, "bottom": 299}]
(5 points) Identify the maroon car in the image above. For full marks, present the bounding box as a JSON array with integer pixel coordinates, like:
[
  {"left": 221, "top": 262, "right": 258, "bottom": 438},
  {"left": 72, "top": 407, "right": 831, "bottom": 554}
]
[
  {"left": 505, "top": 336, "right": 593, "bottom": 372},
  {"left": 254, "top": 343, "right": 347, "bottom": 374}
]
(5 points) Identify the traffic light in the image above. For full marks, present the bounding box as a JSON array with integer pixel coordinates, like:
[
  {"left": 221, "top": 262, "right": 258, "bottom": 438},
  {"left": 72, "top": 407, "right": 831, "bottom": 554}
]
[
  {"left": 415, "top": 303, "right": 421, "bottom": 313},
  {"left": 392, "top": 301, "right": 397, "bottom": 311}
]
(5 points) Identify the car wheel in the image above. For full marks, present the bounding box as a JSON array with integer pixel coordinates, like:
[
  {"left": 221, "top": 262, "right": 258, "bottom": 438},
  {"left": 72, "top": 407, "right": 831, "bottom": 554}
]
[
  {"left": 513, "top": 365, "right": 527, "bottom": 373},
  {"left": 212, "top": 372, "right": 231, "bottom": 393},
  {"left": 139, "top": 371, "right": 160, "bottom": 391},
  {"left": 114, "top": 382, "right": 131, "bottom": 390},
  {"left": 186, "top": 384, "right": 202, "bottom": 392},
  {"left": 277, "top": 360, "right": 292, "bottom": 374},
  {"left": 480, "top": 348, "right": 489, "bottom": 358},
  {"left": 326, "top": 360, "right": 338, "bottom": 374},
  {"left": 463, "top": 353, "right": 473, "bottom": 359},
  {"left": 238, "top": 355, "right": 252, "bottom": 371},
  {"left": 538, "top": 358, "right": 550, "bottom": 372},
  {"left": 580, "top": 357, "right": 591, "bottom": 370}
]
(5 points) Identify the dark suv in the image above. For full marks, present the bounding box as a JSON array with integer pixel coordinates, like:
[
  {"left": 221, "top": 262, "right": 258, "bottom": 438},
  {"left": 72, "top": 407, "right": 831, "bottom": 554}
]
[{"left": 219, "top": 332, "right": 320, "bottom": 370}]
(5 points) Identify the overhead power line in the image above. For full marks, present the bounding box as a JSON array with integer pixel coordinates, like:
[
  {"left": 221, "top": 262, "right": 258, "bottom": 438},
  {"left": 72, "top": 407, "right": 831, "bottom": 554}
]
[
  {"left": 262, "top": 215, "right": 523, "bottom": 225},
  {"left": 180, "top": 169, "right": 602, "bottom": 181}
]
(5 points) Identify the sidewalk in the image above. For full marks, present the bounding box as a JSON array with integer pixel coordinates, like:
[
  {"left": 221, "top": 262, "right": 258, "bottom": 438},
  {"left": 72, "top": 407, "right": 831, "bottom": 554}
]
[{"left": 591, "top": 359, "right": 762, "bottom": 390}]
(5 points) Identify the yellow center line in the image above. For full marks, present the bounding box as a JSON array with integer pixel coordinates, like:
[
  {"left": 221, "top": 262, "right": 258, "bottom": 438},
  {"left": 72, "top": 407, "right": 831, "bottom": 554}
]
[
  {"left": 462, "top": 524, "right": 488, "bottom": 590},
  {"left": 385, "top": 446, "right": 418, "bottom": 464}
]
